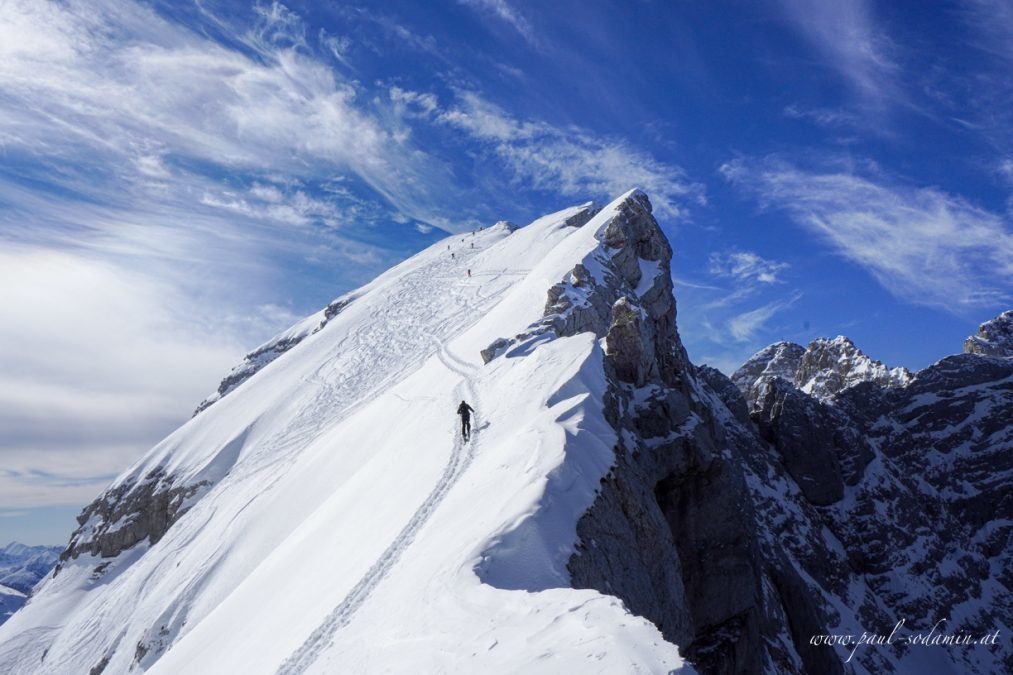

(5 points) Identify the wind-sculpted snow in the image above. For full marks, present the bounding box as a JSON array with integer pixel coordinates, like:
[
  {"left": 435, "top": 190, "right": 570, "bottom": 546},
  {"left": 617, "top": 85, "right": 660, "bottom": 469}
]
[
  {"left": 4, "top": 187, "right": 1005, "bottom": 675},
  {"left": 0, "top": 195, "right": 690, "bottom": 675}
]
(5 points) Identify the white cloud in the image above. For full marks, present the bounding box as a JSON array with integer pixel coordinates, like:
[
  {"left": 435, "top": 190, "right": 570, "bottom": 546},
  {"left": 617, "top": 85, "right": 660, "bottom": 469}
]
[
  {"left": 0, "top": 247, "right": 254, "bottom": 508},
  {"left": 318, "top": 28, "right": 353, "bottom": 69},
  {"left": 0, "top": 0, "right": 454, "bottom": 228},
  {"left": 999, "top": 158, "right": 1013, "bottom": 183},
  {"left": 439, "top": 91, "right": 703, "bottom": 219},
  {"left": 727, "top": 293, "right": 803, "bottom": 342},
  {"left": 776, "top": 0, "right": 900, "bottom": 106},
  {"left": 721, "top": 157, "right": 1013, "bottom": 309},
  {"left": 709, "top": 250, "right": 789, "bottom": 285},
  {"left": 459, "top": 0, "right": 538, "bottom": 46},
  {"left": 250, "top": 0, "right": 308, "bottom": 51},
  {"left": 389, "top": 86, "right": 439, "bottom": 115},
  {"left": 782, "top": 104, "right": 859, "bottom": 129}
]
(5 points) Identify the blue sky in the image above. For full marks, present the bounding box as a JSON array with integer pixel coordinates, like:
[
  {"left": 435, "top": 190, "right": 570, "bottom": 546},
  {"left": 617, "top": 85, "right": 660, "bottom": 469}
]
[{"left": 1, "top": 0, "right": 1011, "bottom": 545}]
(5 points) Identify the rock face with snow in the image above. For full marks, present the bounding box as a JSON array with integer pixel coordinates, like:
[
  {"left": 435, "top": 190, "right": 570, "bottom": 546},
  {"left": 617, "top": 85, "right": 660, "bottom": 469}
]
[
  {"left": 57, "top": 467, "right": 209, "bottom": 568},
  {"left": 729, "top": 341, "right": 805, "bottom": 409},
  {"left": 733, "top": 336, "right": 912, "bottom": 410},
  {"left": 193, "top": 295, "right": 358, "bottom": 415},
  {"left": 730, "top": 323, "right": 1012, "bottom": 674},
  {"left": 795, "top": 336, "right": 912, "bottom": 400},
  {"left": 0, "top": 191, "right": 1008, "bottom": 675},
  {"left": 964, "top": 309, "right": 1013, "bottom": 357}
]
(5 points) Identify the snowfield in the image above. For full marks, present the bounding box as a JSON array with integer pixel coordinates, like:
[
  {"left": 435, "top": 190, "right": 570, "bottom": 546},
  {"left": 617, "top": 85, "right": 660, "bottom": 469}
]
[{"left": 0, "top": 194, "right": 693, "bottom": 674}]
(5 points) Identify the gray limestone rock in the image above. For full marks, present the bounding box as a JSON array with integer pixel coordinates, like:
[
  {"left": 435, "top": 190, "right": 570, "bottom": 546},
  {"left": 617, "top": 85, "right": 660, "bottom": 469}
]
[
  {"left": 605, "top": 297, "right": 647, "bottom": 386},
  {"left": 731, "top": 342, "right": 805, "bottom": 411},
  {"left": 963, "top": 309, "right": 1013, "bottom": 357},
  {"left": 194, "top": 295, "right": 358, "bottom": 415},
  {"left": 794, "top": 336, "right": 911, "bottom": 401},
  {"left": 565, "top": 194, "right": 1010, "bottom": 673},
  {"left": 56, "top": 468, "right": 208, "bottom": 572},
  {"left": 733, "top": 337, "right": 910, "bottom": 410},
  {"left": 751, "top": 378, "right": 845, "bottom": 506}
]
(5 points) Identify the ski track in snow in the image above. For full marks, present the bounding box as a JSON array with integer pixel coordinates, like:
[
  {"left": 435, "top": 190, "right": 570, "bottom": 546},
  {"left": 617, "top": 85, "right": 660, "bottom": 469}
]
[
  {"left": 276, "top": 337, "right": 481, "bottom": 675},
  {"left": 152, "top": 243, "right": 498, "bottom": 670},
  {"left": 194, "top": 248, "right": 499, "bottom": 537}
]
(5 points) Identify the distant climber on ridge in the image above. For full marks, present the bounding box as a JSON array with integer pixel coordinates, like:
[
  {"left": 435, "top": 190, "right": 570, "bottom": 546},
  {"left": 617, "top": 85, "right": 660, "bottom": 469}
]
[{"left": 457, "top": 400, "right": 475, "bottom": 440}]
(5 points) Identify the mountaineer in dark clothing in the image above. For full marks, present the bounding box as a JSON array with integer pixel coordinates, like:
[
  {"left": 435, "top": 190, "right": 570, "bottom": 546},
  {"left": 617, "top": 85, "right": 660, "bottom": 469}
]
[{"left": 457, "top": 400, "right": 475, "bottom": 440}]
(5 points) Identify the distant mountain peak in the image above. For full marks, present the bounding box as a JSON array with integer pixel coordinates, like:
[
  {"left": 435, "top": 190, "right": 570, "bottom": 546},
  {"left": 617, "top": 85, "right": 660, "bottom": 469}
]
[
  {"left": 795, "top": 334, "right": 912, "bottom": 400},
  {"left": 0, "top": 543, "right": 61, "bottom": 626},
  {"left": 964, "top": 309, "right": 1013, "bottom": 357},
  {"left": 2, "top": 193, "right": 1008, "bottom": 675},
  {"left": 731, "top": 334, "right": 911, "bottom": 410}
]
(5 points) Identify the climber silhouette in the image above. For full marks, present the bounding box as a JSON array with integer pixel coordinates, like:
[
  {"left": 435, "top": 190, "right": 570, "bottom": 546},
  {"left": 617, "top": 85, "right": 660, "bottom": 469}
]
[{"left": 457, "top": 400, "right": 475, "bottom": 440}]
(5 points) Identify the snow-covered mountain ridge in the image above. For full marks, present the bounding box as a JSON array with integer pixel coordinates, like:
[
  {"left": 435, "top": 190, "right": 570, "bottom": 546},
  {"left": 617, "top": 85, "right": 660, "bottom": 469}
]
[
  {"left": 0, "top": 190, "right": 694, "bottom": 674},
  {"left": 732, "top": 335, "right": 912, "bottom": 411},
  {"left": 0, "top": 544, "right": 60, "bottom": 626},
  {"left": 729, "top": 315, "right": 1011, "bottom": 673},
  {"left": 1, "top": 189, "right": 1008, "bottom": 674},
  {"left": 964, "top": 309, "right": 1013, "bottom": 357}
]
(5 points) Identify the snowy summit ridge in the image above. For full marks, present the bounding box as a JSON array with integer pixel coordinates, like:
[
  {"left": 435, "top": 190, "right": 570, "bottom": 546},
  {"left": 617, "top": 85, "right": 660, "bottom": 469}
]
[
  {"left": 1, "top": 191, "right": 1009, "bottom": 675},
  {"left": 0, "top": 190, "right": 694, "bottom": 674}
]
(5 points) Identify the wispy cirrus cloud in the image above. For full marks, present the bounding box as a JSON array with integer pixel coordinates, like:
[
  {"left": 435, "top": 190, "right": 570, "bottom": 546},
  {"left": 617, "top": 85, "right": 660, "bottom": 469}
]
[
  {"left": 775, "top": 0, "right": 900, "bottom": 107},
  {"left": 956, "top": 1, "right": 1013, "bottom": 155},
  {"left": 0, "top": 246, "right": 277, "bottom": 509},
  {"left": 434, "top": 90, "right": 703, "bottom": 219},
  {"left": 727, "top": 292, "right": 804, "bottom": 342},
  {"left": 674, "top": 247, "right": 797, "bottom": 373},
  {"left": 721, "top": 157, "right": 1013, "bottom": 309},
  {"left": 0, "top": 0, "right": 444, "bottom": 528},
  {"left": 0, "top": 0, "right": 456, "bottom": 233},
  {"left": 709, "top": 250, "right": 789, "bottom": 286},
  {"left": 962, "top": 0, "right": 1013, "bottom": 62},
  {"left": 458, "top": 0, "right": 538, "bottom": 46}
]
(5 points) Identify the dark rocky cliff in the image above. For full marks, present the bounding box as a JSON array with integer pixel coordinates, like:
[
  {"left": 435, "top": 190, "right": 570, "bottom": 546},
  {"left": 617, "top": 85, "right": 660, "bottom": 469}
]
[{"left": 495, "top": 191, "right": 1011, "bottom": 674}]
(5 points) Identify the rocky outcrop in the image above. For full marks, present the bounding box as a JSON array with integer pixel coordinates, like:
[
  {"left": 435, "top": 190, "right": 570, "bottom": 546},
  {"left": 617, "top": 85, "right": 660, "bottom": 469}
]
[
  {"left": 964, "top": 309, "right": 1013, "bottom": 357},
  {"left": 751, "top": 378, "right": 845, "bottom": 506},
  {"left": 728, "top": 330, "right": 1013, "bottom": 674},
  {"left": 733, "top": 336, "right": 911, "bottom": 410},
  {"left": 194, "top": 295, "right": 357, "bottom": 415},
  {"left": 56, "top": 468, "right": 208, "bottom": 573},
  {"left": 730, "top": 341, "right": 804, "bottom": 410},
  {"left": 795, "top": 336, "right": 912, "bottom": 400},
  {"left": 540, "top": 191, "right": 777, "bottom": 673},
  {"left": 537, "top": 191, "right": 1010, "bottom": 674}
]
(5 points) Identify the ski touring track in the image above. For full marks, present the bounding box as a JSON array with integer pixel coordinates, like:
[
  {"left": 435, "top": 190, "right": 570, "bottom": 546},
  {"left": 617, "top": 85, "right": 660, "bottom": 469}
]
[
  {"left": 224, "top": 242, "right": 505, "bottom": 511},
  {"left": 134, "top": 240, "right": 503, "bottom": 671},
  {"left": 276, "top": 336, "right": 482, "bottom": 675}
]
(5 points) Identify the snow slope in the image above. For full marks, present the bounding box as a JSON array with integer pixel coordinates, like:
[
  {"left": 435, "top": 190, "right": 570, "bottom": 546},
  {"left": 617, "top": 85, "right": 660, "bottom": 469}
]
[
  {"left": 0, "top": 543, "right": 60, "bottom": 627},
  {"left": 0, "top": 585, "right": 26, "bottom": 626},
  {"left": 0, "top": 194, "right": 691, "bottom": 674}
]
